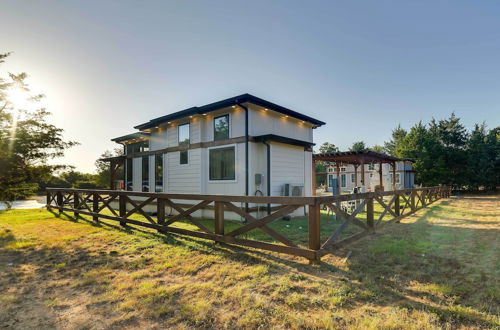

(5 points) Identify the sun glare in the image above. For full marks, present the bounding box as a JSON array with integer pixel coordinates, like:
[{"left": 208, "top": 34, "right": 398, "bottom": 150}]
[{"left": 8, "top": 88, "right": 33, "bottom": 111}]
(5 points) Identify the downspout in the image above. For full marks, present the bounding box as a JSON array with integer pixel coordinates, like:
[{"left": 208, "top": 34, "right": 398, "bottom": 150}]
[
  {"left": 237, "top": 102, "right": 249, "bottom": 211},
  {"left": 262, "top": 140, "right": 271, "bottom": 215}
]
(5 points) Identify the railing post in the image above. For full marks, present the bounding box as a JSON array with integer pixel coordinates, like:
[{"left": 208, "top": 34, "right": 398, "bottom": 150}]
[
  {"left": 119, "top": 194, "right": 127, "bottom": 227},
  {"left": 366, "top": 197, "right": 374, "bottom": 231},
  {"left": 57, "top": 191, "right": 63, "bottom": 213},
  {"left": 421, "top": 190, "right": 427, "bottom": 207},
  {"left": 394, "top": 193, "right": 400, "bottom": 216},
  {"left": 46, "top": 190, "right": 51, "bottom": 209},
  {"left": 214, "top": 201, "right": 225, "bottom": 236},
  {"left": 93, "top": 193, "right": 99, "bottom": 222},
  {"left": 73, "top": 191, "right": 79, "bottom": 218},
  {"left": 157, "top": 198, "right": 166, "bottom": 226},
  {"left": 308, "top": 204, "right": 321, "bottom": 264},
  {"left": 410, "top": 191, "right": 416, "bottom": 213}
]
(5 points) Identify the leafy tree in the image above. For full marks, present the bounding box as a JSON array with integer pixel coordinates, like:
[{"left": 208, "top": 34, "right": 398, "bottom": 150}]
[
  {"left": 94, "top": 148, "right": 124, "bottom": 188},
  {"left": 318, "top": 142, "right": 339, "bottom": 153},
  {"left": 349, "top": 141, "right": 366, "bottom": 151},
  {"left": 370, "top": 145, "right": 385, "bottom": 153},
  {"left": 384, "top": 125, "right": 407, "bottom": 156},
  {"left": 0, "top": 53, "right": 78, "bottom": 204}
]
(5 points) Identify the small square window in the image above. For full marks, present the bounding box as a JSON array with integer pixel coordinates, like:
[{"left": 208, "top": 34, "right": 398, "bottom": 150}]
[{"left": 180, "top": 150, "right": 188, "bottom": 164}]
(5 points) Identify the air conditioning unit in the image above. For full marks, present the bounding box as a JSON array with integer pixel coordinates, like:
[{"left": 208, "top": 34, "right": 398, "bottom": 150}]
[{"left": 282, "top": 184, "right": 304, "bottom": 196}]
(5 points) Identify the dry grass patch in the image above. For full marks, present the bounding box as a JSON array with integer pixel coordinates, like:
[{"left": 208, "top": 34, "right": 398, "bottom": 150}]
[{"left": 0, "top": 195, "right": 498, "bottom": 329}]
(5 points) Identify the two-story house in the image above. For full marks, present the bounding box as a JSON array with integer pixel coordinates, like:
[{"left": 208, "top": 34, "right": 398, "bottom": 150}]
[
  {"left": 111, "top": 94, "right": 325, "bottom": 217},
  {"left": 325, "top": 161, "right": 415, "bottom": 193}
]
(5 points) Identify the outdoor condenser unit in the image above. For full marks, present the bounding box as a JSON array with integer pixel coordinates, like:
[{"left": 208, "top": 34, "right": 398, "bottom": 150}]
[{"left": 282, "top": 184, "right": 304, "bottom": 196}]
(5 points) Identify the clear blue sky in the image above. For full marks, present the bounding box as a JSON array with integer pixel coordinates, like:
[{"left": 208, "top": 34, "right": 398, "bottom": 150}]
[{"left": 1, "top": 1, "right": 499, "bottom": 172}]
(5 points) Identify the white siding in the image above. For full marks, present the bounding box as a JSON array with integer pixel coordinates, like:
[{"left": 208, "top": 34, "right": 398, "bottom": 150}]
[
  {"left": 149, "top": 127, "right": 168, "bottom": 151},
  {"left": 165, "top": 149, "right": 201, "bottom": 194},
  {"left": 132, "top": 157, "right": 142, "bottom": 191},
  {"left": 270, "top": 143, "right": 305, "bottom": 196},
  {"left": 248, "top": 104, "right": 313, "bottom": 143}
]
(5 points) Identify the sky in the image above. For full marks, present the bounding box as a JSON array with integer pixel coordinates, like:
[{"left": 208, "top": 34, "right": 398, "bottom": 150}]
[{"left": 1, "top": 0, "right": 499, "bottom": 173}]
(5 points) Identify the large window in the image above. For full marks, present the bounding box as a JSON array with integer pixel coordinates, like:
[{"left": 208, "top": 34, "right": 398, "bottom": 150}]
[
  {"left": 351, "top": 173, "right": 355, "bottom": 183},
  {"left": 126, "top": 158, "right": 133, "bottom": 191},
  {"left": 214, "top": 114, "right": 229, "bottom": 140},
  {"left": 178, "top": 123, "right": 190, "bottom": 145},
  {"left": 209, "top": 146, "right": 235, "bottom": 181},
  {"left": 126, "top": 140, "right": 149, "bottom": 154},
  {"left": 142, "top": 156, "right": 149, "bottom": 192},
  {"left": 155, "top": 154, "right": 163, "bottom": 192}
]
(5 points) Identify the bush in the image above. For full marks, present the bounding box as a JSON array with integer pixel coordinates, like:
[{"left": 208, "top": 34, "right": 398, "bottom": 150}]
[{"left": 74, "top": 180, "right": 99, "bottom": 189}]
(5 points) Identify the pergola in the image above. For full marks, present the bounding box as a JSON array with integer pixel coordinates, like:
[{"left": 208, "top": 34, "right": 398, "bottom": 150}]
[{"left": 312, "top": 150, "right": 411, "bottom": 194}]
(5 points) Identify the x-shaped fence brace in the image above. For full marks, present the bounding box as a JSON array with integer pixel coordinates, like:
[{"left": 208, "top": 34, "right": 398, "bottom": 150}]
[{"left": 46, "top": 186, "right": 451, "bottom": 263}]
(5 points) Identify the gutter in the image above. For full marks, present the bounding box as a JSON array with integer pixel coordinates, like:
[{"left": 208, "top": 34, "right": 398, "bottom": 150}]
[
  {"left": 237, "top": 102, "right": 249, "bottom": 202},
  {"left": 262, "top": 140, "right": 272, "bottom": 215}
]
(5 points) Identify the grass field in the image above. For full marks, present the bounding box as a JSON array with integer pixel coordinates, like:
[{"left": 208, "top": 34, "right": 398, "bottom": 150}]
[{"left": 0, "top": 195, "right": 498, "bottom": 329}]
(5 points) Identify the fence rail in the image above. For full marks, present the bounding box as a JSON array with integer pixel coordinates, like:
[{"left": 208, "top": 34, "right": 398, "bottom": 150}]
[{"left": 46, "top": 186, "right": 451, "bottom": 263}]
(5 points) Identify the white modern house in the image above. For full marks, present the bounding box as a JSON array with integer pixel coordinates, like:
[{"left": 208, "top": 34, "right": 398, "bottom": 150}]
[
  {"left": 109, "top": 94, "right": 325, "bottom": 217},
  {"left": 325, "top": 161, "right": 415, "bottom": 193}
]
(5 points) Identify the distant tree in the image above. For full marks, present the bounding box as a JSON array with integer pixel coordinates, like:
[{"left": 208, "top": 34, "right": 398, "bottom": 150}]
[
  {"left": 349, "top": 141, "right": 366, "bottom": 151},
  {"left": 94, "top": 148, "right": 124, "bottom": 188},
  {"left": 318, "top": 142, "right": 339, "bottom": 153},
  {"left": 384, "top": 125, "right": 407, "bottom": 156},
  {"left": 0, "top": 53, "right": 78, "bottom": 204},
  {"left": 370, "top": 145, "right": 385, "bottom": 153}
]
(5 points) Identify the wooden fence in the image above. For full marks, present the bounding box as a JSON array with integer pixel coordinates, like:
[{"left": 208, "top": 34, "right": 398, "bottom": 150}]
[{"left": 46, "top": 186, "right": 451, "bottom": 263}]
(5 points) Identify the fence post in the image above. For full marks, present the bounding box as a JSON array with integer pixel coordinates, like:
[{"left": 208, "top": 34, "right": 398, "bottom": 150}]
[
  {"left": 214, "top": 201, "right": 225, "bottom": 236},
  {"left": 73, "top": 192, "right": 79, "bottom": 218},
  {"left": 366, "top": 197, "right": 374, "bottom": 231},
  {"left": 46, "top": 190, "right": 51, "bottom": 210},
  {"left": 57, "top": 191, "right": 63, "bottom": 213},
  {"left": 394, "top": 193, "right": 401, "bottom": 220},
  {"left": 157, "top": 198, "right": 166, "bottom": 227},
  {"left": 93, "top": 193, "right": 99, "bottom": 222},
  {"left": 308, "top": 204, "right": 321, "bottom": 264},
  {"left": 421, "top": 190, "right": 427, "bottom": 207},
  {"left": 410, "top": 191, "right": 416, "bottom": 213},
  {"left": 119, "top": 194, "right": 127, "bottom": 227}
]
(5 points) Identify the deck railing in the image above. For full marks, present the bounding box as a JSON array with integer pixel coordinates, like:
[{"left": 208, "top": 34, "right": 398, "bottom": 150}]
[{"left": 46, "top": 186, "right": 451, "bottom": 263}]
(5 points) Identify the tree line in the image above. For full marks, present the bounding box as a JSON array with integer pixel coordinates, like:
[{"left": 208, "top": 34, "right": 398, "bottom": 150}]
[{"left": 317, "top": 114, "right": 499, "bottom": 191}]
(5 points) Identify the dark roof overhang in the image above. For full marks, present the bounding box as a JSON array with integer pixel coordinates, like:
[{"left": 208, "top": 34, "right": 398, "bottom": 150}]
[
  {"left": 111, "top": 132, "right": 150, "bottom": 143},
  {"left": 134, "top": 93, "right": 326, "bottom": 130},
  {"left": 254, "top": 134, "right": 315, "bottom": 148}
]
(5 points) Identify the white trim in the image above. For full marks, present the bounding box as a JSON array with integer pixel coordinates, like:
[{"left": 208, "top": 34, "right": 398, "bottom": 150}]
[{"left": 207, "top": 144, "right": 238, "bottom": 183}]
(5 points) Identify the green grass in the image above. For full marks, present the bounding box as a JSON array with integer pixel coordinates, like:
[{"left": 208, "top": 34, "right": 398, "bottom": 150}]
[{"left": 0, "top": 195, "right": 499, "bottom": 329}]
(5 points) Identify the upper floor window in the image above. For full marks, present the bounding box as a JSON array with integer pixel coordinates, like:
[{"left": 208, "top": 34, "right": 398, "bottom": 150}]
[
  {"left": 126, "top": 140, "right": 149, "bottom": 154},
  {"left": 340, "top": 167, "right": 346, "bottom": 172},
  {"left": 214, "top": 114, "right": 229, "bottom": 140},
  {"left": 178, "top": 123, "right": 190, "bottom": 146},
  {"left": 368, "top": 164, "right": 375, "bottom": 170}
]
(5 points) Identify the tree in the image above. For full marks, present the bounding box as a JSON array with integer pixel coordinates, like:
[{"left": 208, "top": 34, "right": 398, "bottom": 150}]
[
  {"left": 318, "top": 142, "right": 339, "bottom": 153},
  {"left": 370, "top": 145, "right": 385, "bottom": 153},
  {"left": 0, "top": 53, "right": 78, "bottom": 204},
  {"left": 94, "top": 148, "right": 124, "bottom": 188},
  {"left": 349, "top": 141, "right": 366, "bottom": 151}
]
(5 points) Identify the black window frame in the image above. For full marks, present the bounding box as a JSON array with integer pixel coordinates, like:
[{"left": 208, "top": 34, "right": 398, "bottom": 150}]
[
  {"left": 155, "top": 154, "right": 163, "bottom": 192},
  {"left": 209, "top": 146, "right": 236, "bottom": 181},
  {"left": 213, "top": 114, "right": 230, "bottom": 141},
  {"left": 178, "top": 123, "right": 190, "bottom": 146},
  {"left": 142, "top": 156, "right": 149, "bottom": 192},
  {"left": 180, "top": 150, "right": 188, "bottom": 165}
]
